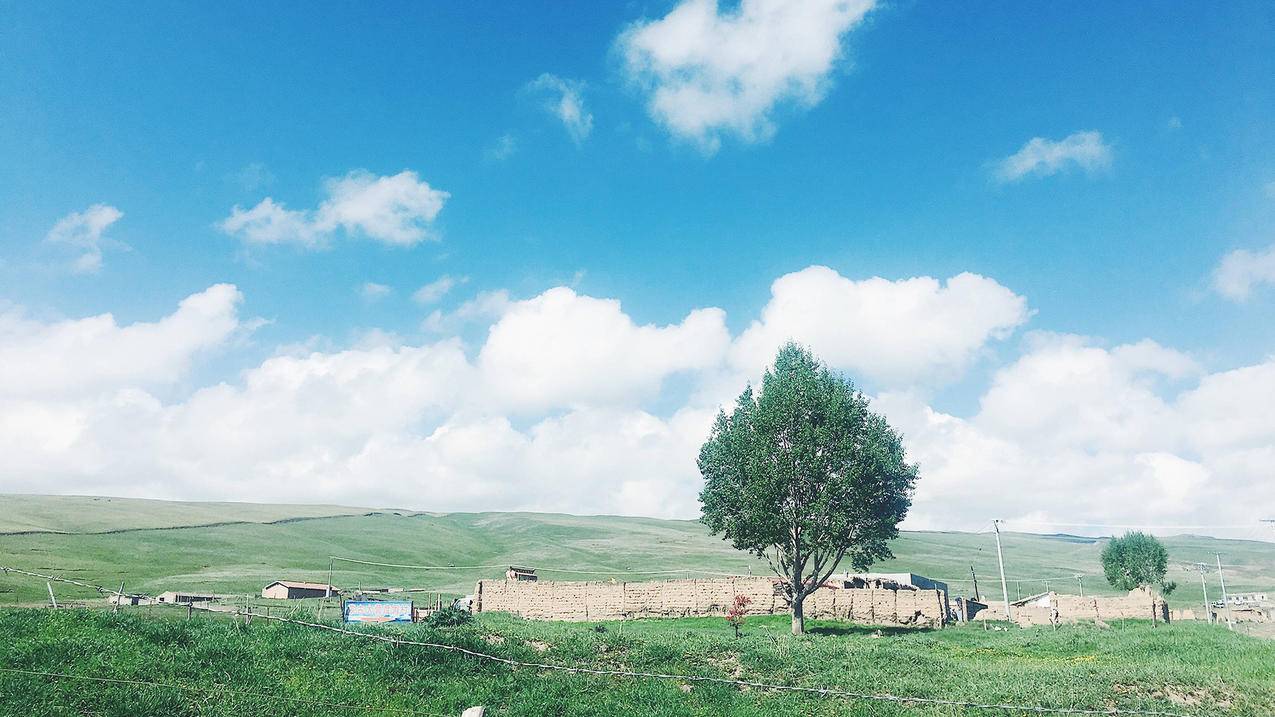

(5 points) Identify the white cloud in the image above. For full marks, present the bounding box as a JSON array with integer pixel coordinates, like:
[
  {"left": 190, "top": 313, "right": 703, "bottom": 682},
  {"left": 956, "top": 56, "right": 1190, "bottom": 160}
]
[
  {"left": 484, "top": 134, "right": 518, "bottom": 162},
  {"left": 359, "top": 282, "right": 392, "bottom": 302},
  {"left": 219, "top": 198, "right": 319, "bottom": 247},
  {"left": 728, "top": 267, "right": 1030, "bottom": 387},
  {"left": 877, "top": 337, "right": 1275, "bottom": 536},
  {"left": 5, "top": 268, "right": 1274, "bottom": 535},
  {"left": 45, "top": 204, "right": 124, "bottom": 274},
  {"left": 0, "top": 284, "right": 243, "bottom": 398},
  {"left": 526, "top": 74, "right": 593, "bottom": 144},
  {"left": 1213, "top": 243, "right": 1275, "bottom": 301},
  {"left": 995, "top": 131, "right": 1113, "bottom": 183},
  {"left": 220, "top": 170, "right": 449, "bottom": 248},
  {"left": 618, "top": 0, "right": 875, "bottom": 152},
  {"left": 478, "top": 287, "right": 730, "bottom": 412},
  {"left": 412, "top": 275, "right": 467, "bottom": 305},
  {"left": 422, "top": 289, "right": 511, "bottom": 334}
]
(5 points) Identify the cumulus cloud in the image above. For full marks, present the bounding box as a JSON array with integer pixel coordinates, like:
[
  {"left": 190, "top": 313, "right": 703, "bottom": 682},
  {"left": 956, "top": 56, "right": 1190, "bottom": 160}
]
[
  {"left": 45, "top": 204, "right": 124, "bottom": 274},
  {"left": 995, "top": 131, "right": 1113, "bottom": 183},
  {"left": 412, "top": 275, "right": 467, "bottom": 305},
  {"left": 1212, "top": 243, "right": 1275, "bottom": 301},
  {"left": 728, "top": 267, "right": 1030, "bottom": 387},
  {"left": 526, "top": 74, "right": 593, "bottom": 144},
  {"left": 877, "top": 335, "right": 1274, "bottom": 536},
  {"left": 478, "top": 287, "right": 731, "bottom": 412},
  {"left": 5, "top": 267, "right": 1273, "bottom": 535},
  {"left": 220, "top": 170, "right": 449, "bottom": 248},
  {"left": 618, "top": 0, "right": 875, "bottom": 151},
  {"left": 0, "top": 284, "right": 243, "bottom": 398}
]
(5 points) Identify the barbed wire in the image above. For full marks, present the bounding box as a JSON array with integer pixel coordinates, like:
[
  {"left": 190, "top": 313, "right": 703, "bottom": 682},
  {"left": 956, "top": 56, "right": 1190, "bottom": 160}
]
[
  {"left": 0, "top": 566, "right": 140, "bottom": 599},
  {"left": 3, "top": 566, "right": 1197, "bottom": 717}
]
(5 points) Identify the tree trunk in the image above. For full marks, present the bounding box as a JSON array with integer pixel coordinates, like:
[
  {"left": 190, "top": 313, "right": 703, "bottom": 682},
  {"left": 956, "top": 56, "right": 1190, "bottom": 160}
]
[{"left": 791, "top": 594, "right": 805, "bottom": 635}]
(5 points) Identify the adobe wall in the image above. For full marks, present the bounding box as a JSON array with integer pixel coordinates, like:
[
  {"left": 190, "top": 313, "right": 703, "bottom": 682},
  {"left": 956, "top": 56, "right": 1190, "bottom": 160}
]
[
  {"left": 974, "top": 590, "right": 1169, "bottom": 626},
  {"left": 473, "top": 577, "right": 945, "bottom": 628}
]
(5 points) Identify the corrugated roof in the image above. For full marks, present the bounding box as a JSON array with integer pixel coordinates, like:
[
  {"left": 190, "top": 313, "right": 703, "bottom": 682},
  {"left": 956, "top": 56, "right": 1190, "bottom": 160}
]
[{"left": 267, "top": 581, "right": 334, "bottom": 590}]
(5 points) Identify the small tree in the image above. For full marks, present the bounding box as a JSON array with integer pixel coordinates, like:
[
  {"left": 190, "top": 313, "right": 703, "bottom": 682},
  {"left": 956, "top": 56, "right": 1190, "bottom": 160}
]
[
  {"left": 725, "top": 594, "right": 752, "bottom": 638},
  {"left": 1100, "top": 531, "right": 1170, "bottom": 624},
  {"left": 699, "top": 343, "right": 918, "bottom": 635}
]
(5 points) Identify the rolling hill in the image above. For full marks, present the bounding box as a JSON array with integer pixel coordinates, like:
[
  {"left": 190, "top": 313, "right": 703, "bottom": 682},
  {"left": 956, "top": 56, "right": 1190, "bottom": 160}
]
[{"left": 1, "top": 494, "right": 1271, "bottom": 609}]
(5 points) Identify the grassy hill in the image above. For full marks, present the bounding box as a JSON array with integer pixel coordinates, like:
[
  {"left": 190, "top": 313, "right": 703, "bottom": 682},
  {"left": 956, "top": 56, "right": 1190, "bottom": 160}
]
[
  {"left": 1, "top": 495, "right": 1271, "bottom": 609},
  {"left": 0, "top": 493, "right": 386, "bottom": 534},
  {"left": 3, "top": 608, "right": 1272, "bottom": 716}
]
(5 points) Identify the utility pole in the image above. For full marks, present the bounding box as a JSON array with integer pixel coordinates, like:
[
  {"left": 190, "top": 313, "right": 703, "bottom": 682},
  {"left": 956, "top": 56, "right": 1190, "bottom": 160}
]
[
  {"left": 1216, "top": 553, "right": 1233, "bottom": 630},
  {"left": 1195, "top": 563, "right": 1211, "bottom": 624},
  {"left": 969, "top": 565, "right": 981, "bottom": 602},
  {"left": 993, "top": 520, "right": 1011, "bottom": 620}
]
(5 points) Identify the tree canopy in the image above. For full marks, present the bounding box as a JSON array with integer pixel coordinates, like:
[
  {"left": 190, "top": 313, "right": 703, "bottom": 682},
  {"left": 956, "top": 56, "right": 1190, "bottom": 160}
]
[
  {"left": 698, "top": 343, "right": 918, "bottom": 634},
  {"left": 1100, "top": 531, "right": 1169, "bottom": 592}
]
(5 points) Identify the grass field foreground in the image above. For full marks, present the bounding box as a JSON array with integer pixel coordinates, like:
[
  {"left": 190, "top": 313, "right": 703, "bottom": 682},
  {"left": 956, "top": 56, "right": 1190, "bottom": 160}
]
[{"left": 1, "top": 608, "right": 1271, "bottom": 716}]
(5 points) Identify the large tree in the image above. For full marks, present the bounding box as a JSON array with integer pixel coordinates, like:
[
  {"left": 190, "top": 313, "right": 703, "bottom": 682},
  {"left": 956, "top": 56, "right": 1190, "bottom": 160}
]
[
  {"left": 698, "top": 343, "right": 918, "bottom": 635},
  {"left": 1100, "top": 531, "right": 1173, "bottom": 624}
]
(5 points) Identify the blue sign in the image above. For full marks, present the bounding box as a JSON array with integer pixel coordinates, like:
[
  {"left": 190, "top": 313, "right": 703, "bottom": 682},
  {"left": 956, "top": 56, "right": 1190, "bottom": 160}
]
[{"left": 343, "top": 600, "right": 414, "bottom": 623}]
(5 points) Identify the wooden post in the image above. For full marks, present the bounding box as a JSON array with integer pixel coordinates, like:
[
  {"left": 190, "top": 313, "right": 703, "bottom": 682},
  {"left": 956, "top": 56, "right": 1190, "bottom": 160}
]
[
  {"left": 188, "top": 603, "right": 193, "bottom": 620},
  {"left": 46, "top": 582, "right": 58, "bottom": 609},
  {"left": 113, "top": 581, "right": 125, "bottom": 614}
]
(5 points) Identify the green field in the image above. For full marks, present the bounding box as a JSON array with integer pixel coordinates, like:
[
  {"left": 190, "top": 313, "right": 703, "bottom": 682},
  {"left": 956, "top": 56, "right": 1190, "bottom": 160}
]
[
  {"left": 2, "top": 608, "right": 1272, "bottom": 716},
  {"left": 1, "top": 495, "right": 1271, "bottom": 610}
]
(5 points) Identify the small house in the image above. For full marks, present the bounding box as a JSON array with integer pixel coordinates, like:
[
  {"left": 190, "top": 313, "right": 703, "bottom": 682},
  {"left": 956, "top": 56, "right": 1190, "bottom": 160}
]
[
  {"left": 506, "top": 566, "right": 537, "bottom": 582},
  {"left": 261, "top": 581, "right": 339, "bottom": 600}
]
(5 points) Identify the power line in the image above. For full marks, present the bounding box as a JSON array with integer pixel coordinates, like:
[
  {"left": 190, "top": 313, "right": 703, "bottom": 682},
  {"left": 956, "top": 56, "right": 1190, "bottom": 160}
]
[{"left": 999, "top": 520, "right": 1255, "bottom": 531}]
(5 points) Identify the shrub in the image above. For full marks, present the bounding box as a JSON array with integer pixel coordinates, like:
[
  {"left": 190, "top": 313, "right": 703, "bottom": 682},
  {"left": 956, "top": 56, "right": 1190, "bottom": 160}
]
[
  {"left": 725, "top": 594, "right": 752, "bottom": 638},
  {"left": 425, "top": 606, "right": 472, "bottom": 628}
]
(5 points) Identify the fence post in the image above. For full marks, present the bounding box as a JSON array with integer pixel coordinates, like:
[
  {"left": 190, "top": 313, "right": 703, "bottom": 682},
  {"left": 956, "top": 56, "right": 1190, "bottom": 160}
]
[{"left": 46, "top": 581, "right": 58, "bottom": 609}]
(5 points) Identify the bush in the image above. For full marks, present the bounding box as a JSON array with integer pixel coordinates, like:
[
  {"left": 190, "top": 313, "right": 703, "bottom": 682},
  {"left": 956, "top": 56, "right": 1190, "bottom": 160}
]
[{"left": 425, "top": 605, "right": 472, "bottom": 628}]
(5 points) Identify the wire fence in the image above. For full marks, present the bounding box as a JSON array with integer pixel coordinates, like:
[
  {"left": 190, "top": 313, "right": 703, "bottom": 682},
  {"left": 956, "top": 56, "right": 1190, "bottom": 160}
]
[{"left": 0, "top": 565, "right": 1199, "bottom": 717}]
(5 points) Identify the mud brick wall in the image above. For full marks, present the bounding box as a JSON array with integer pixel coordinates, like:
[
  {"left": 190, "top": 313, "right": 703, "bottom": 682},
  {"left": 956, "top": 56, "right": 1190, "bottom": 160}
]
[
  {"left": 474, "top": 577, "right": 946, "bottom": 627},
  {"left": 976, "top": 590, "right": 1170, "bottom": 626}
]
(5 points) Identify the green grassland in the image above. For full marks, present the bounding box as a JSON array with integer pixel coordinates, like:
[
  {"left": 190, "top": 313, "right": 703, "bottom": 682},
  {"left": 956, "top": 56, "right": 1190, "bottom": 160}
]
[
  {"left": 2, "top": 608, "right": 1272, "bottom": 716},
  {"left": 1, "top": 496, "right": 1271, "bottom": 609}
]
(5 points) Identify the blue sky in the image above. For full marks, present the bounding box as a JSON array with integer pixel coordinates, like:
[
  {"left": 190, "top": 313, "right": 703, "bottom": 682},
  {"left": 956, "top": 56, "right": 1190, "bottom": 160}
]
[{"left": 1, "top": 1, "right": 1274, "bottom": 536}]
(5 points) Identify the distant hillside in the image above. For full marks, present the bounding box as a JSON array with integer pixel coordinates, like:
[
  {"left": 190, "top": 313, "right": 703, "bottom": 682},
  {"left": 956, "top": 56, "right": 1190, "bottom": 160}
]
[
  {"left": 0, "top": 494, "right": 392, "bottom": 534},
  {"left": 0, "top": 495, "right": 1270, "bottom": 608}
]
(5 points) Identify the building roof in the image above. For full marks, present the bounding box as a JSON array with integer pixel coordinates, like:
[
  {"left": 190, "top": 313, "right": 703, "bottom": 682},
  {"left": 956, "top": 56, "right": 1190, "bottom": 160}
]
[{"left": 265, "top": 581, "right": 335, "bottom": 591}]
